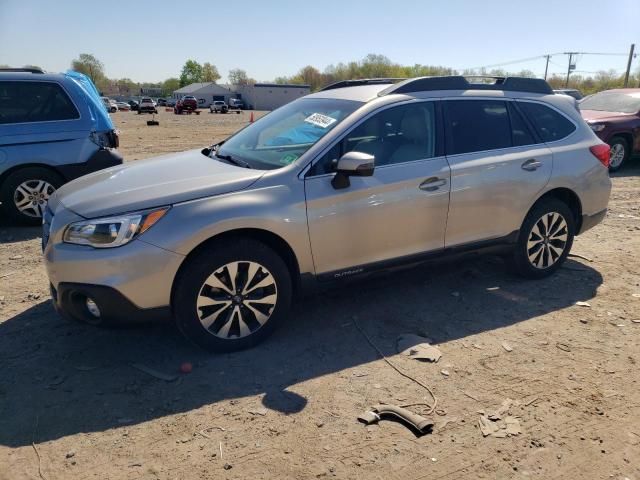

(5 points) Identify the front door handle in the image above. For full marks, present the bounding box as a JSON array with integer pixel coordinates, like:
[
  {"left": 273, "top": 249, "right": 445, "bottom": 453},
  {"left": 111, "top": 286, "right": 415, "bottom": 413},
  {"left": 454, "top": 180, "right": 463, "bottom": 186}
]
[
  {"left": 521, "top": 159, "right": 542, "bottom": 171},
  {"left": 419, "top": 177, "right": 447, "bottom": 191}
]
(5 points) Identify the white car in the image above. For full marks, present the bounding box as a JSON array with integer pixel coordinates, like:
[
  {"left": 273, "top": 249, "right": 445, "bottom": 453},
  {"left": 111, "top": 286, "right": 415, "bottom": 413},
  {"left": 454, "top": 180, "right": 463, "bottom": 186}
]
[
  {"left": 138, "top": 97, "right": 158, "bottom": 114},
  {"left": 101, "top": 97, "right": 118, "bottom": 113}
]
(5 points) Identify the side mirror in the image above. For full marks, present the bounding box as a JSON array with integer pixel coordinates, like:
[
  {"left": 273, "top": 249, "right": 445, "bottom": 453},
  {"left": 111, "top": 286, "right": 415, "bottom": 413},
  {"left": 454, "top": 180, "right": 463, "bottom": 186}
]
[{"left": 331, "top": 151, "right": 375, "bottom": 189}]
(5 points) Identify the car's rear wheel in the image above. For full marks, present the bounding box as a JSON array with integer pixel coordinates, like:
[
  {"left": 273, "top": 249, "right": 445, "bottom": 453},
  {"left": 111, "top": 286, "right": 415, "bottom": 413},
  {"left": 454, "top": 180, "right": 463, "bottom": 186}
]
[
  {"left": 0, "top": 167, "right": 64, "bottom": 225},
  {"left": 608, "top": 136, "right": 629, "bottom": 172},
  {"left": 173, "top": 239, "right": 292, "bottom": 352},
  {"left": 510, "top": 198, "right": 575, "bottom": 279}
]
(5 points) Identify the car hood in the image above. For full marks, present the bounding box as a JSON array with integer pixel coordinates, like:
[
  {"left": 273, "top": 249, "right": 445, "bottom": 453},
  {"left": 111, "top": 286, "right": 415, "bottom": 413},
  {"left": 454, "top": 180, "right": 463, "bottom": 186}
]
[
  {"left": 580, "top": 109, "right": 631, "bottom": 122},
  {"left": 54, "top": 149, "right": 265, "bottom": 218}
]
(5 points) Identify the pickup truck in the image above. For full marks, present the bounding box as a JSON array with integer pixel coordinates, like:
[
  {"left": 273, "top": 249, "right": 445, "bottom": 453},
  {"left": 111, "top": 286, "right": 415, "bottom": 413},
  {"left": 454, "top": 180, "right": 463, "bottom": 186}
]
[
  {"left": 138, "top": 97, "right": 158, "bottom": 114},
  {"left": 174, "top": 95, "right": 199, "bottom": 114},
  {"left": 228, "top": 98, "right": 244, "bottom": 110}
]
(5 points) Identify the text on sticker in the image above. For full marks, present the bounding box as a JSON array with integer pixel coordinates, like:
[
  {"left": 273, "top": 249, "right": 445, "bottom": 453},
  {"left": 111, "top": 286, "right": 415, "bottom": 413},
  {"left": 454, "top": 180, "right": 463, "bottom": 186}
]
[{"left": 304, "top": 113, "right": 337, "bottom": 129}]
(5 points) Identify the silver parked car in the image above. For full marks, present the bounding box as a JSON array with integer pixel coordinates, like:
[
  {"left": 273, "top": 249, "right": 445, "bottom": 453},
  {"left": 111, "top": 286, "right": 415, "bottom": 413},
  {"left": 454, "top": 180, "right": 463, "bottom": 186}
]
[{"left": 43, "top": 76, "right": 612, "bottom": 352}]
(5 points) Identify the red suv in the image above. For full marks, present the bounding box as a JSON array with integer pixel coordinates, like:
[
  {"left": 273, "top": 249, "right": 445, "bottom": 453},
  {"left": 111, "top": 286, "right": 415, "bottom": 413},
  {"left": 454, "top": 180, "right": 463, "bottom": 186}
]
[
  {"left": 174, "top": 95, "right": 199, "bottom": 114},
  {"left": 580, "top": 89, "right": 640, "bottom": 171}
]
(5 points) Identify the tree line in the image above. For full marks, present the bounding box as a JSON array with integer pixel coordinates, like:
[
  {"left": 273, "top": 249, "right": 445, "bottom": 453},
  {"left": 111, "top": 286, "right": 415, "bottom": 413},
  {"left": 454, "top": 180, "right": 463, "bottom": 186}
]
[
  {"left": 275, "top": 54, "right": 640, "bottom": 95},
  {"left": 5, "top": 52, "right": 637, "bottom": 97}
]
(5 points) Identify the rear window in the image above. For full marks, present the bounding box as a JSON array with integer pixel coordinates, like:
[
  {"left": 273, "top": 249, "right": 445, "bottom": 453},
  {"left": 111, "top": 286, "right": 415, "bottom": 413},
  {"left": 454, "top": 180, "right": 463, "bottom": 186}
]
[
  {"left": 141, "top": 98, "right": 152, "bottom": 102},
  {"left": 518, "top": 102, "right": 576, "bottom": 142},
  {"left": 0, "top": 81, "right": 80, "bottom": 124},
  {"left": 445, "top": 100, "right": 512, "bottom": 155}
]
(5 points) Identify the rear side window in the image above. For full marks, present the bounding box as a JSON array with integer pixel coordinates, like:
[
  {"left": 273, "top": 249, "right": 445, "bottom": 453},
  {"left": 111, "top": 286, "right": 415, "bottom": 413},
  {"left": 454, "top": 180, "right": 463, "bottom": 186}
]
[
  {"left": 0, "top": 81, "right": 79, "bottom": 124},
  {"left": 445, "top": 100, "right": 511, "bottom": 155},
  {"left": 508, "top": 103, "right": 536, "bottom": 147},
  {"left": 518, "top": 102, "right": 576, "bottom": 142}
]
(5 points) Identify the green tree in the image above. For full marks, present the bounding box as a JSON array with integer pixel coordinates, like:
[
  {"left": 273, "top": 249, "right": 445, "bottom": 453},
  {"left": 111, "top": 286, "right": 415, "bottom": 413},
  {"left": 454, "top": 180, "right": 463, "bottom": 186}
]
[
  {"left": 179, "top": 59, "right": 203, "bottom": 87},
  {"left": 115, "top": 78, "right": 137, "bottom": 95},
  {"left": 162, "top": 77, "right": 180, "bottom": 96},
  {"left": 202, "top": 62, "right": 221, "bottom": 83},
  {"left": 228, "top": 68, "right": 255, "bottom": 86},
  {"left": 71, "top": 53, "right": 105, "bottom": 85}
]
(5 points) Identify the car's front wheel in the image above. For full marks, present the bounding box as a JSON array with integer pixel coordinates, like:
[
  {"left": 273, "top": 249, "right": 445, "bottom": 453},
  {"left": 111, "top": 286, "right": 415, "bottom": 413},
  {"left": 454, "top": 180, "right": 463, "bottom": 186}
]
[
  {"left": 608, "top": 136, "right": 629, "bottom": 172},
  {"left": 511, "top": 198, "right": 575, "bottom": 279},
  {"left": 173, "top": 239, "right": 292, "bottom": 352},
  {"left": 0, "top": 167, "right": 63, "bottom": 225}
]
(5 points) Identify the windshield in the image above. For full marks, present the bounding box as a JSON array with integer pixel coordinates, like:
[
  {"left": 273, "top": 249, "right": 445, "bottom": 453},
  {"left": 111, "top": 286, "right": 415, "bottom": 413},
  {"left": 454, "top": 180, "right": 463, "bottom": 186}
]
[
  {"left": 216, "top": 98, "right": 361, "bottom": 169},
  {"left": 580, "top": 92, "right": 640, "bottom": 114}
]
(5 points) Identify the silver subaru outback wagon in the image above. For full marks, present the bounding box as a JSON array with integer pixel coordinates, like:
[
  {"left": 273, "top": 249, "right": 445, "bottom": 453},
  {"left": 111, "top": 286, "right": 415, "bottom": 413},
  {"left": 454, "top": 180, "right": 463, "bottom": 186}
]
[{"left": 43, "top": 76, "right": 612, "bottom": 352}]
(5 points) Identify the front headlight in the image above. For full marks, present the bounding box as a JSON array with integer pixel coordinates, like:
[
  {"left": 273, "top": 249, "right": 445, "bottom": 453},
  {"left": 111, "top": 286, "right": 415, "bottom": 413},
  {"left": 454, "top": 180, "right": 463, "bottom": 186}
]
[
  {"left": 63, "top": 207, "right": 169, "bottom": 248},
  {"left": 589, "top": 123, "right": 606, "bottom": 132}
]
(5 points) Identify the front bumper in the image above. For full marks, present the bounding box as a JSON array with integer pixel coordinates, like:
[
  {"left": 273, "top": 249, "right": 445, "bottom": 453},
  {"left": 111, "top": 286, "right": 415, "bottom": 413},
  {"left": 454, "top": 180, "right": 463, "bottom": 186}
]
[
  {"left": 43, "top": 201, "right": 185, "bottom": 318},
  {"left": 50, "top": 282, "right": 171, "bottom": 324},
  {"left": 57, "top": 148, "right": 123, "bottom": 182}
]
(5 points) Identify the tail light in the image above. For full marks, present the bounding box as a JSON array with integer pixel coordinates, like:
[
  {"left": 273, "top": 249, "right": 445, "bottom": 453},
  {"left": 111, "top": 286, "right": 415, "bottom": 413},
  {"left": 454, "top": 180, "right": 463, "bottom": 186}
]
[{"left": 590, "top": 144, "right": 610, "bottom": 168}]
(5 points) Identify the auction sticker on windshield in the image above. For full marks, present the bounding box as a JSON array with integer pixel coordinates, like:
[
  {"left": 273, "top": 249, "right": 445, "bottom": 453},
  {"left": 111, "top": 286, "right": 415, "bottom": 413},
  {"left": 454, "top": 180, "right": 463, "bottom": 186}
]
[{"left": 304, "top": 113, "right": 337, "bottom": 129}]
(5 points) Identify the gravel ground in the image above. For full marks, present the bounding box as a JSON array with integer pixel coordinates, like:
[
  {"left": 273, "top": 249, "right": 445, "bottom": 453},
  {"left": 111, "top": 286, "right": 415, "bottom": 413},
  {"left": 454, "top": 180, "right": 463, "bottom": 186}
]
[{"left": 1, "top": 108, "right": 639, "bottom": 479}]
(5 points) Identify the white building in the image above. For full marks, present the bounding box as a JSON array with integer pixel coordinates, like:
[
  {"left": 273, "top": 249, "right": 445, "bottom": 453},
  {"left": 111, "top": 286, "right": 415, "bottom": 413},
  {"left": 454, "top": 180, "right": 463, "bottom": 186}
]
[
  {"left": 236, "top": 83, "right": 310, "bottom": 110},
  {"left": 172, "top": 82, "right": 237, "bottom": 108},
  {"left": 172, "top": 82, "right": 310, "bottom": 110}
]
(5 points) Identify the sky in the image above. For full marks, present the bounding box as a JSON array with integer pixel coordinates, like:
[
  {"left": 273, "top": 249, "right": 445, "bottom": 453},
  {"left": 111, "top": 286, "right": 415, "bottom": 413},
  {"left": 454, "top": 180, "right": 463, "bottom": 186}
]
[{"left": 1, "top": 0, "right": 639, "bottom": 84}]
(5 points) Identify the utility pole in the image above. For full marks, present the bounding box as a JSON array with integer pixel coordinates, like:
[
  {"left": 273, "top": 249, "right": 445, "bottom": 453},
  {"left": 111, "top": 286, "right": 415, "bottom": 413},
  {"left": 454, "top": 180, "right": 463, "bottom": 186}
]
[
  {"left": 544, "top": 55, "right": 550, "bottom": 80},
  {"left": 624, "top": 43, "right": 635, "bottom": 87},
  {"left": 564, "top": 52, "right": 578, "bottom": 87}
]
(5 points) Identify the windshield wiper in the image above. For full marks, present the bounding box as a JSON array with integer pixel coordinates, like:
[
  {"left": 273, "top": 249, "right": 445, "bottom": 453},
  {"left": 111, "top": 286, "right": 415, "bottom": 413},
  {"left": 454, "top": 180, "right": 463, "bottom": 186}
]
[{"left": 215, "top": 153, "right": 252, "bottom": 169}]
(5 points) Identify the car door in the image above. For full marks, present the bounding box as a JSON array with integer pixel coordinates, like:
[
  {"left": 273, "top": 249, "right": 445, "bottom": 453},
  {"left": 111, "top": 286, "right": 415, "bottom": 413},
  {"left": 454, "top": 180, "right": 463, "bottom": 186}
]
[
  {"left": 443, "top": 99, "right": 553, "bottom": 247},
  {"left": 0, "top": 80, "right": 87, "bottom": 172},
  {"left": 304, "top": 100, "right": 451, "bottom": 278}
]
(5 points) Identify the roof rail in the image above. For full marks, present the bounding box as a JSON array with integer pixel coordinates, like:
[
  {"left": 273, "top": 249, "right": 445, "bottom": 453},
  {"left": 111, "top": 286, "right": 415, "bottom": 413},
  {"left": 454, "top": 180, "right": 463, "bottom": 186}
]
[
  {"left": 319, "top": 78, "right": 404, "bottom": 92},
  {"left": 378, "top": 75, "right": 553, "bottom": 96},
  {"left": 0, "top": 67, "right": 45, "bottom": 74}
]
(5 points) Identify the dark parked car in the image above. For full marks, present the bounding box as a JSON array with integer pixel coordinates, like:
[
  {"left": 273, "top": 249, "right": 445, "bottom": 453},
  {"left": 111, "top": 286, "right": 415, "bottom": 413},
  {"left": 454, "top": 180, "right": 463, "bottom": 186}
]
[
  {"left": 128, "top": 100, "right": 139, "bottom": 111},
  {"left": 157, "top": 98, "right": 167, "bottom": 106},
  {"left": 580, "top": 88, "right": 640, "bottom": 171},
  {"left": 554, "top": 89, "right": 583, "bottom": 101},
  {"left": 174, "top": 95, "right": 198, "bottom": 114}
]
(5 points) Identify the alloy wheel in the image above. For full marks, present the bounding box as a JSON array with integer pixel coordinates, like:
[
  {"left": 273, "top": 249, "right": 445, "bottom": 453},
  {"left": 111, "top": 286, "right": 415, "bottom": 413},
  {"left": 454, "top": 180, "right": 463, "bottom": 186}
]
[
  {"left": 196, "top": 261, "right": 278, "bottom": 339},
  {"left": 527, "top": 212, "right": 569, "bottom": 269},
  {"left": 13, "top": 179, "right": 55, "bottom": 218},
  {"left": 609, "top": 143, "right": 625, "bottom": 169}
]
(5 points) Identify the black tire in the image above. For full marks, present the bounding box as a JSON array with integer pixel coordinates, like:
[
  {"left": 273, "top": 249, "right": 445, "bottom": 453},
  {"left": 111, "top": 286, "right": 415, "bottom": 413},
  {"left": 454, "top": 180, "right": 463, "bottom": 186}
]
[
  {"left": 510, "top": 198, "right": 575, "bottom": 279},
  {"left": 137, "top": 110, "right": 141, "bottom": 115},
  {"left": 608, "top": 136, "right": 630, "bottom": 172},
  {"left": 0, "top": 167, "right": 64, "bottom": 225},
  {"left": 173, "top": 238, "right": 292, "bottom": 352}
]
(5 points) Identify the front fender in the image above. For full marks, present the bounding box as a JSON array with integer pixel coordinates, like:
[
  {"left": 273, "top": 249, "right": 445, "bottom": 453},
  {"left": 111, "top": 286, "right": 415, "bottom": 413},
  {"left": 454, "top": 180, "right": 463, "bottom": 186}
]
[{"left": 140, "top": 181, "right": 315, "bottom": 275}]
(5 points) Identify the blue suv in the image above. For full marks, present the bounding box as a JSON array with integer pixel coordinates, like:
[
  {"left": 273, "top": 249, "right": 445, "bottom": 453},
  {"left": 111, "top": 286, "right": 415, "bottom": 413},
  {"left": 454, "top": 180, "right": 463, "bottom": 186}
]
[{"left": 0, "top": 68, "right": 122, "bottom": 224}]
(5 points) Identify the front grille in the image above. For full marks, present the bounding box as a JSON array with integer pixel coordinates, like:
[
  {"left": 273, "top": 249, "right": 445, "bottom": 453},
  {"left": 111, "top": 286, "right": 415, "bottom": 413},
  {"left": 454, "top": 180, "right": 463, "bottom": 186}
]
[{"left": 42, "top": 206, "right": 53, "bottom": 251}]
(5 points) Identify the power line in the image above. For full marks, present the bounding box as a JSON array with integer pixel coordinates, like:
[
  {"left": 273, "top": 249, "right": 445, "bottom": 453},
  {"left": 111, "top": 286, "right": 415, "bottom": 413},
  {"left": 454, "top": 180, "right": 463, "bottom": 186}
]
[{"left": 463, "top": 50, "right": 636, "bottom": 72}]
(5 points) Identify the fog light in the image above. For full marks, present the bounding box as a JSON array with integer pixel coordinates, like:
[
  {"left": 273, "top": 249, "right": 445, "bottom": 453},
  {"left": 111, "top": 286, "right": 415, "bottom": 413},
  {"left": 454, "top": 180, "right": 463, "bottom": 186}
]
[{"left": 86, "top": 298, "right": 101, "bottom": 318}]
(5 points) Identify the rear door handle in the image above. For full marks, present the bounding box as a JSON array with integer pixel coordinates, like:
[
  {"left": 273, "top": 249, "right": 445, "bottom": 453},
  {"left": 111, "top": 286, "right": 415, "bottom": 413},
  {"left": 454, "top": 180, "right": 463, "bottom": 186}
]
[
  {"left": 521, "top": 159, "right": 542, "bottom": 171},
  {"left": 419, "top": 177, "right": 447, "bottom": 191}
]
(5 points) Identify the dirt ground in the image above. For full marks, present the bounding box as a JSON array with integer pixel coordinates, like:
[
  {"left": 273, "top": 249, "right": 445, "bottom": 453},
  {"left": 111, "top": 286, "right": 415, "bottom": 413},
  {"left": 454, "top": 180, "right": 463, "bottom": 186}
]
[{"left": 1, "top": 108, "right": 639, "bottom": 480}]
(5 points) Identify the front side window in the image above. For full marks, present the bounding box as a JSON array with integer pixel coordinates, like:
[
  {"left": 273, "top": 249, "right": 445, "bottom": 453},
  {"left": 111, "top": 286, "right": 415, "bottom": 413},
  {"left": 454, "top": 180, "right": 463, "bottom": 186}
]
[
  {"left": 0, "top": 81, "right": 79, "bottom": 124},
  {"left": 217, "top": 98, "right": 361, "bottom": 170},
  {"left": 311, "top": 102, "right": 437, "bottom": 175},
  {"left": 445, "top": 100, "right": 511, "bottom": 155},
  {"left": 519, "top": 102, "right": 576, "bottom": 142}
]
